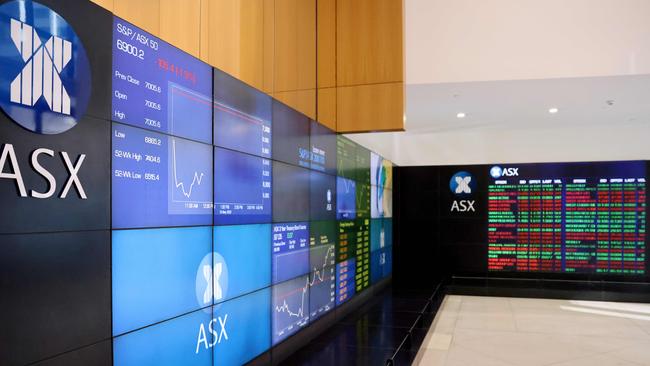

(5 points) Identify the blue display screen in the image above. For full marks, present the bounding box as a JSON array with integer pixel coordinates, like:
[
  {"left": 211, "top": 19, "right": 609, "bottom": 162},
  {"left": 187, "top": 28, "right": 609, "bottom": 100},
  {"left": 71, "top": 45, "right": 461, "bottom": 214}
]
[
  {"left": 272, "top": 275, "right": 310, "bottom": 345},
  {"left": 337, "top": 176, "right": 356, "bottom": 220},
  {"left": 371, "top": 218, "right": 392, "bottom": 252},
  {"left": 212, "top": 288, "right": 271, "bottom": 365},
  {"left": 112, "top": 123, "right": 213, "bottom": 229},
  {"left": 272, "top": 162, "right": 311, "bottom": 222},
  {"left": 371, "top": 185, "right": 393, "bottom": 218},
  {"left": 214, "top": 147, "right": 272, "bottom": 225},
  {"left": 213, "top": 224, "right": 271, "bottom": 301},
  {"left": 310, "top": 241, "right": 336, "bottom": 275},
  {"left": 113, "top": 309, "right": 213, "bottom": 366},
  {"left": 310, "top": 170, "right": 336, "bottom": 221},
  {"left": 112, "top": 18, "right": 212, "bottom": 143},
  {"left": 213, "top": 69, "right": 272, "bottom": 158},
  {"left": 370, "top": 152, "right": 393, "bottom": 189},
  {"left": 336, "top": 259, "right": 356, "bottom": 305},
  {"left": 309, "top": 241, "right": 336, "bottom": 320},
  {"left": 310, "top": 120, "right": 337, "bottom": 175},
  {"left": 272, "top": 100, "right": 310, "bottom": 168},
  {"left": 112, "top": 227, "right": 212, "bottom": 335},
  {"left": 272, "top": 222, "right": 310, "bottom": 284},
  {"left": 371, "top": 248, "right": 392, "bottom": 284}
]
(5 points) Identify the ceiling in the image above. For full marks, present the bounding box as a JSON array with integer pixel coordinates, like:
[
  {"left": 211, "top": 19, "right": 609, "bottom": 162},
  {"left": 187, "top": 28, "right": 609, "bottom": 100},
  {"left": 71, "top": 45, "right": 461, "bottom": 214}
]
[
  {"left": 346, "top": 74, "right": 650, "bottom": 166},
  {"left": 346, "top": 0, "right": 650, "bottom": 167}
]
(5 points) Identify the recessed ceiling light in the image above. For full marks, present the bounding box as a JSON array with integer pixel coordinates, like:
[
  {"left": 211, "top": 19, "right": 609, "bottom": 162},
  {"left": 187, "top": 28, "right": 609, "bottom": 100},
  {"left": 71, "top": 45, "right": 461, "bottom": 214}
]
[
  {"left": 456, "top": 112, "right": 466, "bottom": 118},
  {"left": 548, "top": 107, "right": 559, "bottom": 114}
]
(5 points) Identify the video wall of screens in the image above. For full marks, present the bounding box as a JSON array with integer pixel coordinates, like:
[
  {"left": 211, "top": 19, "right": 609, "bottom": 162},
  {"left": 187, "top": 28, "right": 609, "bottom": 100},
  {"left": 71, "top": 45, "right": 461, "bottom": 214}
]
[
  {"left": 487, "top": 161, "right": 646, "bottom": 276},
  {"left": 103, "top": 15, "right": 395, "bottom": 366}
]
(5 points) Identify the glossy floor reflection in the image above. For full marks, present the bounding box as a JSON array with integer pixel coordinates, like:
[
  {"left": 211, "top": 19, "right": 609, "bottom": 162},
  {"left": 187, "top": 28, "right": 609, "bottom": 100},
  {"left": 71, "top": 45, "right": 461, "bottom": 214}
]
[
  {"left": 415, "top": 295, "right": 650, "bottom": 366},
  {"left": 282, "top": 286, "right": 434, "bottom": 365}
]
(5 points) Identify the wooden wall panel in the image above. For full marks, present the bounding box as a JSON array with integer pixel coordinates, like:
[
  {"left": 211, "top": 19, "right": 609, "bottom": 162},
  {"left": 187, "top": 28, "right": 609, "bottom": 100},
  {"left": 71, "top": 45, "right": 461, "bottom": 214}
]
[
  {"left": 316, "top": 0, "right": 336, "bottom": 88},
  {"left": 317, "top": 87, "right": 336, "bottom": 130},
  {"left": 274, "top": 89, "right": 316, "bottom": 120},
  {"left": 160, "top": 0, "right": 201, "bottom": 57},
  {"left": 89, "top": 0, "right": 404, "bottom": 132},
  {"left": 262, "top": 0, "right": 275, "bottom": 93},
  {"left": 203, "top": 0, "right": 264, "bottom": 89},
  {"left": 337, "top": 0, "right": 403, "bottom": 86},
  {"left": 336, "top": 82, "right": 403, "bottom": 132},
  {"left": 199, "top": 0, "right": 210, "bottom": 62},
  {"left": 114, "top": 0, "right": 160, "bottom": 35},
  {"left": 273, "top": 0, "right": 315, "bottom": 92},
  {"left": 90, "top": 0, "right": 113, "bottom": 11}
]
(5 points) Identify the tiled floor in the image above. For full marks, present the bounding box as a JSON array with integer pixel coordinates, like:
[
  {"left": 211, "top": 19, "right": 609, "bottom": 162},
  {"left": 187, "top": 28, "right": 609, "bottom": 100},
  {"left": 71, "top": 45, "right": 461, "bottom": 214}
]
[{"left": 415, "top": 295, "right": 650, "bottom": 366}]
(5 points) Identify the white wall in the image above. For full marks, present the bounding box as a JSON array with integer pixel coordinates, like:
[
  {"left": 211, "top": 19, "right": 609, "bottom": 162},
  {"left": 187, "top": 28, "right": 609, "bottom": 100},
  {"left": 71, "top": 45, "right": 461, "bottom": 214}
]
[{"left": 407, "top": 0, "right": 650, "bottom": 84}]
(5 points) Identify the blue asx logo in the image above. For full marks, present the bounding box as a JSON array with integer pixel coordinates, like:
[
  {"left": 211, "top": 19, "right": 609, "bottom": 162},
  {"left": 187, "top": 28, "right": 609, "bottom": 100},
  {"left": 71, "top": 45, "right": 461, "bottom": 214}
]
[
  {"left": 0, "top": 0, "right": 91, "bottom": 134},
  {"left": 449, "top": 171, "right": 474, "bottom": 196}
]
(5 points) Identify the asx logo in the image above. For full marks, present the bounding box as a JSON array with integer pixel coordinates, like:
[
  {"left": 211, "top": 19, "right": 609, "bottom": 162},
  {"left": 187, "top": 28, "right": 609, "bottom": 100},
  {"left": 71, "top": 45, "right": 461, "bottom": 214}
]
[
  {"left": 449, "top": 171, "right": 476, "bottom": 212},
  {"left": 449, "top": 171, "right": 474, "bottom": 195},
  {"left": 195, "top": 252, "right": 230, "bottom": 354},
  {"left": 490, "top": 166, "right": 519, "bottom": 179},
  {"left": 0, "top": 1, "right": 91, "bottom": 134}
]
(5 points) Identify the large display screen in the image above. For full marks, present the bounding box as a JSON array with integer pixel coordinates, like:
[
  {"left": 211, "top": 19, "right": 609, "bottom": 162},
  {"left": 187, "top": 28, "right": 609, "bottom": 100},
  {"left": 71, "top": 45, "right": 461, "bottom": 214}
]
[
  {"left": 214, "top": 224, "right": 272, "bottom": 301},
  {"left": 272, "top": 100, "right": 310, "bottom": 168},
  {"left": 337, "top": 135, "right": 356, "bottom": 181},
  {"left": 355, "top": 218, "right": 371, "bottom": 292},
  {"left": 273, "top": 222, "right": 310, "bottom": 284},
  {"left": 273, "top": 161, "right": 310, "bottom": 222},
  {"left": 356, "top": 146, "right": 371, "bottom": 184},
  {"left": 371, "top": 184, "right": 393, "bottom": 218},
  {"left": 310, "top": 170, "right": 336, "bottom": 221},
  {"left": 5, "top": 8, "right": 393, "bottom": 365},
  {"left": 371, "top": 152, "right": 393, "bottom": 189},
  {"left": 213, "top": 288, "right": 271, "bottom": 365},
  {"left": 487, "top": 161, "right": 646, "bottom": 275},
  {"left": 113, "top": 309, "right": 212, "bottom": 366},
  {"left": 272, "top": 275, "right": 311, "bottom": 345},
  {"left": 337, "top": 176, "right": 356, "bottom": 220},
  {"left": 214, "top": 147, "right": 272, "bottom": 225},
  {"left": 336, "top": 221, "right": 357, "bottom": 305},
  {"left": 112, "top": 226, "right": 212, "bottom": 335},
  {"left": 310, "top": 120, "right": 337, "bottom": 175},
  {"left": 112, "top": 123, "right": 213, "bottom": 229},
  {"left": 112, "top": 18, "right": 212, "bottom": 144},
  {"left": 213, "top": 69, "right": 272, "bottom": 158},
  {"left": 356, "top": 183, "right": 371, "bottom": 218},
  {"left": 308, "top": 220, "right": 337, "bottom": 317}
]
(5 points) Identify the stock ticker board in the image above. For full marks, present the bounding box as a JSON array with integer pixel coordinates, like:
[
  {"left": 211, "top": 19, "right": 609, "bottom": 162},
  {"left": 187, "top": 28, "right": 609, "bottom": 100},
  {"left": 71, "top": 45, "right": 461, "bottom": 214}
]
[{"left": 487, "top": 161, "right": 646, "bottom": 275}]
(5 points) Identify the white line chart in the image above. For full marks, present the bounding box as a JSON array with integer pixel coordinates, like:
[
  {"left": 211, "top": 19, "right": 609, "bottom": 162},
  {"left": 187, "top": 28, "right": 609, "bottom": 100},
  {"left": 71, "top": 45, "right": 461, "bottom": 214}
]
[
  {"left": 171, "top": 138, "right": 205, "bottom": 200},
  {"left": 310, "top": 245, "right": 335, "bottom": 287},
  {"left": 338, "top": 177, "right": 355, "bottom": 193},
  {"left": 274, "top": 245, "right": 335, "bottom": 319},
  {"left": 274, "top": 280, "right": 308, "bottom": 319}
]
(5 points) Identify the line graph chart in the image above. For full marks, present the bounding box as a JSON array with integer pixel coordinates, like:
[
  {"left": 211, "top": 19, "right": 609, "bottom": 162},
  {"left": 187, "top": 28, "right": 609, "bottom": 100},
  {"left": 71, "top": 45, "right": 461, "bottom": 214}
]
[
  {"left": 171, "top": 139, "right": 205, "bottom": 199},
  {"left": 309, "top": 244, "right": 336, "bottom": 319},
  {"left": 272, "top": 274, "right": 310, "bottom": 344},
  {"left": 167, "top": 135, "right": 213, "bottom": 214},
  {"left": 337, "top": 176, "right": 356, "bottom": 219}
]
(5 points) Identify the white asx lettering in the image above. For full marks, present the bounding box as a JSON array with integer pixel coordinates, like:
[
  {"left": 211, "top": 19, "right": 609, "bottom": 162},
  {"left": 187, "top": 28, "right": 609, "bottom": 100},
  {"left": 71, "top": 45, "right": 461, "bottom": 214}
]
[
  {"left": 0, "top": 143, "right": 87, "bottom": 199},
  {"left": 451, "top": 200, "right": 475, "bottom": 212},
  {"left": 195, "top": 315, "right": 229, "bottom": 354}
]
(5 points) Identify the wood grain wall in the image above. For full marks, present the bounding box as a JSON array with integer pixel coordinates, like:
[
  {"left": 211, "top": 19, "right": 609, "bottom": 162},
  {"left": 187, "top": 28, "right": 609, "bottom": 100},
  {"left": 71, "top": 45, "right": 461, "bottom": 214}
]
[{"left": 89, "top": 0, "right": 403, "bottom": 132}]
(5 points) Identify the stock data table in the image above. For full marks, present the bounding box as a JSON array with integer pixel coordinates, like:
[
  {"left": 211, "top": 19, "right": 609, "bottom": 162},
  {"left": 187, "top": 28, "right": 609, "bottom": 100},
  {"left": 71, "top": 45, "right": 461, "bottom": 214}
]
[{"left": 488, "top": 177, "right": 646, "bottom": 275}]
